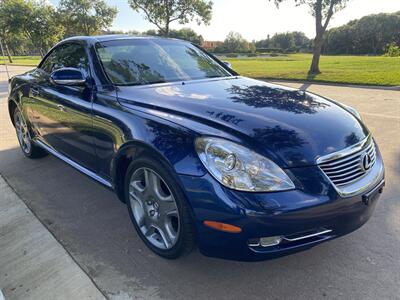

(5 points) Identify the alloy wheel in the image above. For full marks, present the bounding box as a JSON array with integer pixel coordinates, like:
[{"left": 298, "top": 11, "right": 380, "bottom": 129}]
[
  {"left": 129, "top": 167, "right": 180, "bottom": 250},
  {"left": 14, "top": 110, "right": 32, "bottom": 154}
]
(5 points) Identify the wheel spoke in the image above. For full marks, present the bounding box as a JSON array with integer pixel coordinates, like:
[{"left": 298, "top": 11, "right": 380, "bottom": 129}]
[
  {"left": 159, "top": 200, "right": 177, "bottom": 215},
  {"left": 23, "top": 134, "right": 30, "bottom": 145},
  {"left": 145, "top": 170, "right": 159, "bottom": 191},
  {"left": 130, "top": 180, "right": 146, "bottom": 195},
  {"left": 154, "top": 225, "right": 173, "bottom": 249},
  {"left": 129, "top": 167, "right": 180, "bottom": 250},
  {"left": 144, "top": 226, "right": 156, "bottom": 238}
]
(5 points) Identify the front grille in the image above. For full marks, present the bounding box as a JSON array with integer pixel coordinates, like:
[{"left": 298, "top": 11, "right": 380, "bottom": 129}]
[{"left": 318, "top": 139, "right": 376, "bottom": 187}]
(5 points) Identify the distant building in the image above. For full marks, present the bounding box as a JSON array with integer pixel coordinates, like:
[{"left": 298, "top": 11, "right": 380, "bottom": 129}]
[{"left": 202, "top": 41, "right": 222, "bottom": 51}]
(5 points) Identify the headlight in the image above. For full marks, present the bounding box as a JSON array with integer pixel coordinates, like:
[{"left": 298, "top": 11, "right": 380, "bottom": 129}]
[{"left": 195, "top": 137, "right": 295, "bottom": 192}]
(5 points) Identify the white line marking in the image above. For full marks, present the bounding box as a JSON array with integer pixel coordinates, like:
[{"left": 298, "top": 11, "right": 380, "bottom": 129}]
[{"left": 361, "top": 112, "right": 400, "bottom": 120}]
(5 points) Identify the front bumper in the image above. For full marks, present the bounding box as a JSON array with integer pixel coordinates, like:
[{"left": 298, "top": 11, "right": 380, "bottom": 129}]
[{"left": 179, "top": 152, "right": 385, "bottom": 261}]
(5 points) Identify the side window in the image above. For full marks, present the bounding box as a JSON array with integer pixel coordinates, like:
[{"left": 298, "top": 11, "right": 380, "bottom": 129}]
[
  {"left": 40, "top": 43, "right": 89, "bottom": 75},
  {"left": 40, "top": 48, "right": 61, "bottom": 73},
  {"left": 55, "top": 43, "right": 89, "bottom": 74}
]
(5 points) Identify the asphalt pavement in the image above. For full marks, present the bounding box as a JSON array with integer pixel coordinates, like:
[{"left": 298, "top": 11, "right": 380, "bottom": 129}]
[{"left": 1, "top": 65, "right": 399, "bottom": 299}]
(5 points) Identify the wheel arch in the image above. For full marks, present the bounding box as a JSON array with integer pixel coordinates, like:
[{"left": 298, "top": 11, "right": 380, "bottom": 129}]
[
  {"left": 111, "top": 140, "right": 180, "bottom": 203},
  {"left": 8, "top": 98, "right": 19, "bottom": 127}
]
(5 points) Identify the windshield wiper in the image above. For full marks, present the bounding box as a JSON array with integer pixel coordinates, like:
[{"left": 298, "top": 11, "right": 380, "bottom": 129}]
[
  {"left": 145, "top": 80, "right": 166, "bottom": 84},
  {"left": 205, "top": 75, "right": 224, "bottom": 78}
]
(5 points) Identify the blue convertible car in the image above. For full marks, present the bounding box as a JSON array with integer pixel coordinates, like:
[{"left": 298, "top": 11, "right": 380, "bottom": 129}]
[{"left": 8, "top": 36, "right": 385, "bottom": 261}]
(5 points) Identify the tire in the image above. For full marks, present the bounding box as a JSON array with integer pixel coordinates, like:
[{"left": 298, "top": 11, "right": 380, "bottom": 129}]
[
  {"left": 124, "top": 155, "right": 196, "bottom": 259},
  {"left": 13, "top": 108, "right": 48, "bottom": 159}
]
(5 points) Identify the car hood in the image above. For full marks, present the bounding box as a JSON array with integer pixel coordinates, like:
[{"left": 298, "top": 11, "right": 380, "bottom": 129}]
[{"left": 117, "top": 77, "right": 369, "bottom": 168}]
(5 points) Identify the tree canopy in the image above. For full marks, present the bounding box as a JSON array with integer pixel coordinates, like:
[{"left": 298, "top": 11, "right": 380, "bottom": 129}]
[
  {"left": 128, "top": 0, "right": 213, "bottom": 36},
  {"left": 58, "top": 0, "right": 117, "bottom": 36},
  {"left": 0, "top": 0, "right": 64, "bottom": 58},
  {"left": 215, "top": 32, "right": 255, "bottom": 53},
  {"left": 141, "top": 28, "right": 204, "bottom": 45},
  {"left": 323, "top": 11, "right": 400, "bottom": 55},
  {"left": 257, "top": 32, "right": 311, "bottom": 52}
]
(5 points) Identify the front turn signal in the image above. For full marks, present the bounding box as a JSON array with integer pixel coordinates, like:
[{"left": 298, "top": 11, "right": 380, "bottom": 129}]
[{"left": 203, "top": 221, "right": 242, "bottom": 233}]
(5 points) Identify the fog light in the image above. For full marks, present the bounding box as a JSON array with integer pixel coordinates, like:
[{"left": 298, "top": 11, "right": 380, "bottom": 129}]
[
  {"left": 260, "top": 236, "right": 282, "bottom": 247},
  {"left": 248, "top": 236, "right": 282, "bottom": 247}
]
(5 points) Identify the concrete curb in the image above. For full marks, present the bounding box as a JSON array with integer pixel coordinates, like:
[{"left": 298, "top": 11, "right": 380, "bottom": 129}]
[{"left": 0, "top": 174, "right": 107, "bottom": 300}]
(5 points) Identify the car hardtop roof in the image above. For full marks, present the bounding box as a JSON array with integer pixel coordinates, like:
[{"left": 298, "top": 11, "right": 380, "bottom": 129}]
[{"left": 61, "top": 35, "right": 188, "bottom": 45}]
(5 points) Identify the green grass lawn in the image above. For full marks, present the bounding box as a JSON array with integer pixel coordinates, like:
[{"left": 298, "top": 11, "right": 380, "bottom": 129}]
[
  {"left": 2, "top": 54, "right": 399, "bottom": 86},
  {"left": 0, "top": 56, "right": 40, "bottom": 66},
  {"left": 225, "top": 53, "right": 400, "bottom": 86}
]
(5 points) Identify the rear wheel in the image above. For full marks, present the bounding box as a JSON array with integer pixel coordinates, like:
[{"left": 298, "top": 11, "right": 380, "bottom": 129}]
[
  {"left": 125, "top": 156, "right": 195, "bottom": 259},
  {"left": 14, "top": 109, "right": 47, "bottom": 158}
]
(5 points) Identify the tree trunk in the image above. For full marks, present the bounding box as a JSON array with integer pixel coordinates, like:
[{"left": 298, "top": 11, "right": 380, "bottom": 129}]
[
  {"left": 4, "top": 42, "right": 13, "bottom": 63},
  {"left": 164, "top": 22, "right": 169, "bottom": 37},
  {"left": 309, "top": 34, "right": 323, "bottom": 75}
]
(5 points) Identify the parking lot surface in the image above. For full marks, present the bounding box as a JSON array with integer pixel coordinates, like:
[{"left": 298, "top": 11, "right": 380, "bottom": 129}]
[{"left": 1, "top": 66, "right": 399, "bottom": 299}]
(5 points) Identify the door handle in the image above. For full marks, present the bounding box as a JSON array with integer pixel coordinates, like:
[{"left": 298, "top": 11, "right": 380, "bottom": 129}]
[
  {"left": 31, "top": 87, "right": 39, "bottom": 96},
  {"left": 57, "top": 104, "right": 65, "bottom": 111}
]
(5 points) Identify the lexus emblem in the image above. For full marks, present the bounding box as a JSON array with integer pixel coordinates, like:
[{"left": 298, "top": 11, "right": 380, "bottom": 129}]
[{"left": 361, "top": 153, "right": 373, "bottom": 171}]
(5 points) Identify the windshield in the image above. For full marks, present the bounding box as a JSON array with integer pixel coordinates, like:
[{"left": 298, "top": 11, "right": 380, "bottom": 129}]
[{"left": 95, "top": 39, "right": 232, "bottom": 86}]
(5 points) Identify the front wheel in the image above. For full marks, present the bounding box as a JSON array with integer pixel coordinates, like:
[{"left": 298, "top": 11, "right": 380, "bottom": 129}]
[
  {"left": 125, "top": 156, "right": 196, "bottom": 259},
  {"left": 14, "top": 109, "right": 47, "bottom": 158}
]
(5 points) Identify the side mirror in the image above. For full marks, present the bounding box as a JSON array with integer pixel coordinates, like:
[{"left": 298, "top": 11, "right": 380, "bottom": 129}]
[
  {"left": 222, "top": 61, "right": 232, "bottom": 69},
  {"left": 50, "top": 68, "right": 86, "bottom": 86}
]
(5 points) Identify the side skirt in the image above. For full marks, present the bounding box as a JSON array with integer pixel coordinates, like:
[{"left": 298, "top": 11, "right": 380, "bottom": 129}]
[{"left": 34, "top": 139, "right": 113, "bottom": 189}]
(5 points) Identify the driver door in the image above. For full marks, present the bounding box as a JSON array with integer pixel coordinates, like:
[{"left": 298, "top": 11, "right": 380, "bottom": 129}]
[{"left": 30, "top": 43, "right": 96, "bottom": 171}]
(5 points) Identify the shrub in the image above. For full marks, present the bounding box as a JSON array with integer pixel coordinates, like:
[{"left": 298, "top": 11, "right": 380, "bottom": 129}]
[{"left": 384, "top": 43, "right": 400, "bottom": 57}]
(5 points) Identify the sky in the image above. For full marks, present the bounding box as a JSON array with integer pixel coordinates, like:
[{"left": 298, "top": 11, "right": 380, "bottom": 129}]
[{"left": 51, "top": 0, "right": 400, "bottom": 41}]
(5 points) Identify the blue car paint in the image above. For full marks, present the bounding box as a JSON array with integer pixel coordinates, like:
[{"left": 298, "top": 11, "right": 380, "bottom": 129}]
[{"left": 8, "top": 36, "right": 384, "bottom": 261}]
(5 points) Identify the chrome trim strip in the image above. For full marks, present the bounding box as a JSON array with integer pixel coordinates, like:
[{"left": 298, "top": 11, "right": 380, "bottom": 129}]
[
  {"left": 34, "top": 140, "right": 113, "bottom": 188},
  {"left": 317, "top": 135, "right": 384, "bottom": 198},
  {"left": 52, "top": 79, "right": 86, "bottom": 85},
  {"left": 283, "top": 229, "right": 333, "bottom": 242},
  {"left": 316, "top": 135, "right": 371, "bottom": 164},
  {"left": 324, "top": 163, "right": 361, "bottom": 175},
  {"left": 322, "top": 159, "right": 361, "bottom": 171},
  {"left": 248, "top": 241, "right": 261, "bottom": 247},
  {"left": 333, "top": 159, "right": 384, "bottom": 197},
  {"left": 328, "top": 168, "right": 363, "bottom": 179}
]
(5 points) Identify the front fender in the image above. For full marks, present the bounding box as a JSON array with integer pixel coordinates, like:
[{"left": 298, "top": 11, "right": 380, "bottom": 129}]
[{"left": 109, "top": 121, "right": 207, "bottom": 202}]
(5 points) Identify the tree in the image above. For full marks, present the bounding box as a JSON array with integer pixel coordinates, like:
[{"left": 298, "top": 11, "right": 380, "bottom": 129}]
[
  {"left": 292, "top": 31, "right": 310, "bottom": 49},
  {"left": 0, "top": 0, "right": 64, "bottom": 57},
  {"left": 142, "top": 27, "right": 204, "bottom": 44},
  {"left": 216, "top": 31, "right": 251, "bottom": 53},
  {"left": 58, "top": 0, "right": 117, "bottom": 36},
  {"left": 28, "top": 3, "right": 65, "bottom": 56},
  {"left": 167, "top": 28, "right": 204, "bottom": 44},
  {"left": 323, "top": 12, "right": 400, "bottom": 55},
  {"left": 270, "top": 0, "right": 350, "bottom": 74},
  {"left": 270, "top": 32, "right": 295, "bottom": 50},
  {"left": 384, "top": 42, "right": 400, "bottom": 57},
  {"left": 128, "top": 0, "right": 213, "bottom": 37},
  {"left": 142, "top": 29, "right": 159, "bottom": 36},
  {"left": 0, "top": 0, "right": 32, "bottom": 62},
  {"left": 256, "top": 32, "right": 311, "bottom": 52}
]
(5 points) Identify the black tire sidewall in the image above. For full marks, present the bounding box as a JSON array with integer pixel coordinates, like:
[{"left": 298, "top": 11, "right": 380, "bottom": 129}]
[{"left": 124, "top": 155, "right": 195, "bottom": 259}]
